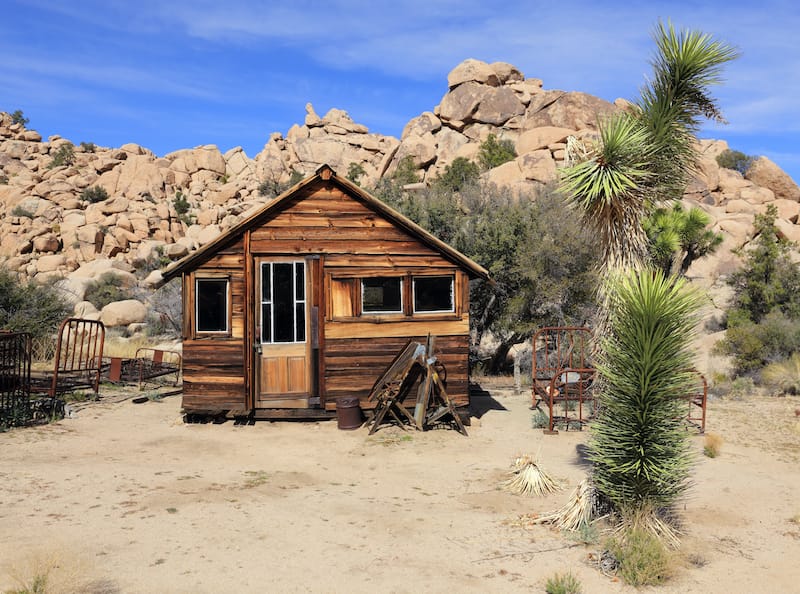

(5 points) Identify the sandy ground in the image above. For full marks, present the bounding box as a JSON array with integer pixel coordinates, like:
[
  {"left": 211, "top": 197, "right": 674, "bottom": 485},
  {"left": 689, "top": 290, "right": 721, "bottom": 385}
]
[{"left": 1, "top": 381, "right": 799, "bottom": 594}]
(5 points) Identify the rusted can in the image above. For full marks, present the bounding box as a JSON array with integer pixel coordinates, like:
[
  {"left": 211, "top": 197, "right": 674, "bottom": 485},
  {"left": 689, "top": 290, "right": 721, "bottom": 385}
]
[{"left": 336, "top": 396, "right": 362, "bottom": 430}]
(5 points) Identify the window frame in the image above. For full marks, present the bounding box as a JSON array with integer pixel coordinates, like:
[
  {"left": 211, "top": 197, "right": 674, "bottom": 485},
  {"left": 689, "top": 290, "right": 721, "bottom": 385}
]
[
  {"left": 360, "top": 276, "right": 404, "bottom": 315},
  {"left": 412, "top": 274, "right": 455, "bottom": 314},
  {"left": 194, "top": 275, "right": 231, "bottom": 336}
]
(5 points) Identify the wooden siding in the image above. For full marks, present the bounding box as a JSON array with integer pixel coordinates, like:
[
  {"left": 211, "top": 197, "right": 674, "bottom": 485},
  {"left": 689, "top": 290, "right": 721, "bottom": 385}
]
[
  {"left": 182, "top": 339, "right": 246, "bottom": 411},
  {"left": 323, "top": 335, "right": 470, "bottom": 410},
  {"left": 182, "top": 237, "right": 248, "bottom": 412}
]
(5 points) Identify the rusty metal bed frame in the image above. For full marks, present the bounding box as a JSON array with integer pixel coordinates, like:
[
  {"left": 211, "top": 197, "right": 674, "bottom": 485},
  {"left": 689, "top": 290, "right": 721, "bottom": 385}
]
[
  {"left": 105, "top": 347, "right": 182, "bottom": 389},
  {"left": 29, "top": 318, "right": 105, "bottom": 400},
  {"left": 0, "top": 331, "right": 32, "bottom": 427},
  {"left": 531, "top": 326, "right": 596, "bottom": 433},
  {"left": 532, "top": 325, "right": 708, "bottom": 434}
]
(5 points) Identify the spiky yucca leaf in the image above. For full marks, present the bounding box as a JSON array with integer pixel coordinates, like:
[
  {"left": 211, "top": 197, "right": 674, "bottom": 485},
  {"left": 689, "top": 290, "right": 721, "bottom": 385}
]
[
  {"left": 589, "top": 269, "right": 703, "bottom": 512},
  {"left": 533, "top": 478, "right": 599, "bottom": 531},
  {"left": 560, "top": 114, "right": 653, "bottom": 272}
]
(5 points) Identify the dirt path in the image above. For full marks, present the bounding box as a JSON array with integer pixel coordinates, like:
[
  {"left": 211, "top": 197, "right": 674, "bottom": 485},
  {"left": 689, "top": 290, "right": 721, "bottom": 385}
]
[{"left": 1, "top": 384, "right": 799, "bottom": 593}]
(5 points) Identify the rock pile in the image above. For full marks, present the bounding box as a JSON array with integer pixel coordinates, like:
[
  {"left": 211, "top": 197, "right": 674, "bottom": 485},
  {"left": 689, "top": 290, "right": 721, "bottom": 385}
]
[{"left": 1, "top": 57, "right": 799, "bottom": 340}]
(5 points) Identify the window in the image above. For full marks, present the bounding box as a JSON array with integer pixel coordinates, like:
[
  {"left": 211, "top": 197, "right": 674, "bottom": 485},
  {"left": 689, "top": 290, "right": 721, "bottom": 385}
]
[
  {"left": 196, "top": 278, "right": 229, "bottom": 333},
  {"left": 261, "top": 262, "right": 305, "bottom": 343},
  {"left": 413, "top": 275, "right": 454, "bottom": 313},
  {"left": 361, "top": 277, "right": 402, "bottom": 314}
]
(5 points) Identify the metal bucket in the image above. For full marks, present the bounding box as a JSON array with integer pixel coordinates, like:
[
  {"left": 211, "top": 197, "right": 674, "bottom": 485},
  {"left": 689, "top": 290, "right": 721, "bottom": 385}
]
[{"left": 336, "top": 396, "right": 362, "bottom": 430}]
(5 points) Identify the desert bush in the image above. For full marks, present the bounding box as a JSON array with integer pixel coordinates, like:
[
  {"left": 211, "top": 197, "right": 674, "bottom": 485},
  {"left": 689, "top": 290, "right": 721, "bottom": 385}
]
[
  {"left": 146, "top": 279, "right": 181, "bottom": 336},
  {"left": 10, "top": 109, "right": 29, "bottom": 126},
  {"left": 544, "top": 571, "right": 582, "bottom": 594},
  {"left": 718, "top": 310, "right": 800, "bottom": 374},
  {"left": 434, "top": 157, "right": 480, "bottom": 192},
  {"left": 762, "top": 353, "right": 800, "bottom": 394},
  {"left": 703, "top": 433, "right": 723, "bottom": 457},
  {"left": 532, "top": 409, "right": 550, "bottom": 429},
  {"left": 607, "top": 528, "right": 673, "bottom": 586},
  {"left": 47, "top": 142, "right": 74, "bottom": 169},
  {"left": 346, "top": 162, "right": 366, "bottom": 186},
  {"left": 84, "top": 273, "right": 132, "bottom": 309},
  {"left": 81, "top": 186, "right": 108, "bottom": 203},
  {"left": 478, "top": 133, "right": 516, "bottom": 170},
  {"left": 11, "top": 205, "right": 34, "bottom": 218},
  {"left": 0, "top": 173, "right": 8, "bottom": 184},
  {"left": 173, "top": 191, "right": 190, "bottom": 215},
  {"left": 79, "top": 141, "right": 96, "bottom": 153},
  {"left": 0, "top": 268, "right": 70, "bottom": 342},
  {"left": 716, "top": 148, "right": 755, "bottom": 175}
]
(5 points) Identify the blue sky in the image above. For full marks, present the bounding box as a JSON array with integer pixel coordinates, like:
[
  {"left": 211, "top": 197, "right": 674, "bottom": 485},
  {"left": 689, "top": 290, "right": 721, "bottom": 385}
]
[{"left": 3, "top": 1, "right": 799, "bottom": 183}]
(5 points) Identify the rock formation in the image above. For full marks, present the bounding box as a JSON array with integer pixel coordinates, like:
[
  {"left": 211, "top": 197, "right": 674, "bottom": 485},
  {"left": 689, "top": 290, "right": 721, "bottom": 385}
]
[{"left": 1, "top": 58, "right": 799, "bottom": 344}]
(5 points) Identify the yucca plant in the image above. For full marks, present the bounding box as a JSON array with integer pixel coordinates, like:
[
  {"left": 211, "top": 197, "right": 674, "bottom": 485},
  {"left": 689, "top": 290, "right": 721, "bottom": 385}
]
[
  {"left": 561, "top": 21, "right": 737, "bottom": 285},
  {"left": 588, "top": 269, "right": 702, "bottom": 537}
]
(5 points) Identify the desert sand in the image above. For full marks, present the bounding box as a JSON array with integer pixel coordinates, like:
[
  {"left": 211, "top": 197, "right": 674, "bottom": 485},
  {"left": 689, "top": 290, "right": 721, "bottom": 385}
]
[{"left": 1, "top": 380, "right": 799, "bottom": 593}]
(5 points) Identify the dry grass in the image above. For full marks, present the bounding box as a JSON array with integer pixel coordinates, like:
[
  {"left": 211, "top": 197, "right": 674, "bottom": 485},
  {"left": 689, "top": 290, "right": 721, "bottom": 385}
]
[
  {"left": 2, "top": 547, "right": 118, "bottom": 594},
  {"left": 501, "top": 454, "right": 561, "bottom": 496},
  {"left": 703, "top": 432, "right": 723, "bottom": 458},
  {"left": 532, "top": 478, "right": 597, "bottom": 531}
]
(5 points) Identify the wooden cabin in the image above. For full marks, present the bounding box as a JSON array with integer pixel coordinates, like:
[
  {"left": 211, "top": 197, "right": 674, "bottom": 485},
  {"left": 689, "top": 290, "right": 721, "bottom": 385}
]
[{"left": 161, "top": 165, "right": 490, "bottom": 420}]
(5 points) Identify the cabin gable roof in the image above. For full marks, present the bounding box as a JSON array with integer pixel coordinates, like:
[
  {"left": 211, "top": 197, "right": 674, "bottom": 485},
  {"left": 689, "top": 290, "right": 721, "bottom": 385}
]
[{"left": 161, "top": 165, "right": 490, "bottom": 282}]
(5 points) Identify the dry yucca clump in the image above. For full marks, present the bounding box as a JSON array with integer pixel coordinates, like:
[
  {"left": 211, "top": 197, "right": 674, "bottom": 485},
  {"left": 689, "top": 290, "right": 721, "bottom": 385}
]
[{"left": 501, "top": 454, "right": 561, "bottom": 496}]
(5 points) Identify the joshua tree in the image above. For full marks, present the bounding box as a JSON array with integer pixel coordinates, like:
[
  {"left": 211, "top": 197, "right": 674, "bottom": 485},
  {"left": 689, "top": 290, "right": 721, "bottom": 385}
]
[
  {"left": 553, "top": 21, "right": 737, "bottom": 540},
  {"left": 560, "top": 21, "right": 738, "bottom": 281}
]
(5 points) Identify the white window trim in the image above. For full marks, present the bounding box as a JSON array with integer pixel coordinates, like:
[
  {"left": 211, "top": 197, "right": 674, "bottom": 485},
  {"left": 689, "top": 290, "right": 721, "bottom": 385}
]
[
  {"left": 195, "top": 277, "right": 230, "bottom": 334},
  {"left": 412, "top": 275, "right": 455, "bottom": 314},
  {"left": 260, "top": 261, "right": 306, "bottom": 344},
  {"left": 361, "top": 277, "right": 403, "bottom": 315}
]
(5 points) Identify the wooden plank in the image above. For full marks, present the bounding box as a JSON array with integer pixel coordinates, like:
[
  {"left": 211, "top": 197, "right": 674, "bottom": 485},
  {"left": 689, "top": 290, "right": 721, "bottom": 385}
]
[
  {"left": 324, "top": 319, "right": 469, "bottom": 340},
  {"left": 249, "top": 238, "right": 440, "bottom": 256},
  {"left": 324, "top": 255, "right": 457, "bottom": 269}
]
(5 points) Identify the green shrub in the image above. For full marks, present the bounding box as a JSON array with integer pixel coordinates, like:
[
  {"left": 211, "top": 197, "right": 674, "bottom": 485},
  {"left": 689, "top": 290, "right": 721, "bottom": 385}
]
[
  {"left": 478, "top": 133, "right": 516, "bottom": 170},
  {"left": 716, "top": 148, "right": 755, "bottom": 175},
  {"left": 544, "top": 571, "right": 582, "bottom": 594},
  {"left": 0, "top": 174, "right": 8, "bottom": 184},
  {"left": 10, "top": 109, "right": 29, "bottom": 127},
  {"left": 607, "top": 528, "right": 673, "bottom": 586},
  {"left": 173, "top": 191, "right": 190, "bottom": 215},
  {"left": 532, "top": 408, "right": 550, "bottom": 429},
  {"left": 11, "top": 205, "right": 34, "bottom": 218},
  {"left": 84, "top": 272, "right": 132, "bottom": 309},
  {"left": 0, "top": 268, "right": 70, "bottom": 342},
  {"left": 346, "top": 162, "right": 366, "bottom": 186},
  {"left": 79, "top": 141, "right": 96, "bottom": 153},
  {"left": 435, "top": 157, "right": 480, "bottom": 192},
  {"left": 81, "top": 186, "right": 108, "bottom": 203},
  {"left": 47, "top": 142, "right": 75, "bottom": 169}
]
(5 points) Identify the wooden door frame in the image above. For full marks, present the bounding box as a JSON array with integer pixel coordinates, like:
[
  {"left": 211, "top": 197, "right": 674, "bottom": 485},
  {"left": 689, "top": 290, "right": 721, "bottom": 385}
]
[{"left": 250, "top": 255, "right": 323, "bottom": 408}]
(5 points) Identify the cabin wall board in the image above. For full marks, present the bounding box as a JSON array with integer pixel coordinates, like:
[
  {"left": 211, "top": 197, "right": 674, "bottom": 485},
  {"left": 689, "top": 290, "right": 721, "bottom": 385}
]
[
  {"left": 322, "top": 335, "right": 470, "bottom": 410},
  {"left": 174, "top": 178, "right": 480, "bottom": 417}
]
